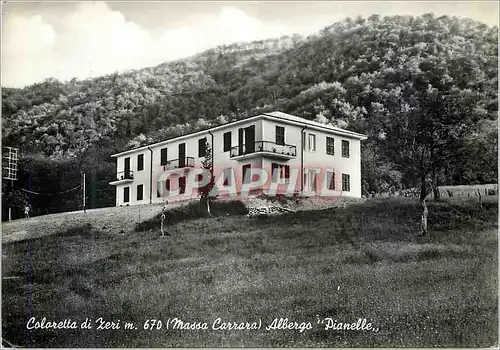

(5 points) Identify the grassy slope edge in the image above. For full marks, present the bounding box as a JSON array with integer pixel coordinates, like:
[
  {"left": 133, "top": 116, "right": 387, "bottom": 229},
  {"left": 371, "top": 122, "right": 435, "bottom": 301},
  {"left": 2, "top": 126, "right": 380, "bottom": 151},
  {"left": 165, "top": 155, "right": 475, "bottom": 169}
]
[{"left": 1, "top": 198, "right": 497, "bottom": 347}]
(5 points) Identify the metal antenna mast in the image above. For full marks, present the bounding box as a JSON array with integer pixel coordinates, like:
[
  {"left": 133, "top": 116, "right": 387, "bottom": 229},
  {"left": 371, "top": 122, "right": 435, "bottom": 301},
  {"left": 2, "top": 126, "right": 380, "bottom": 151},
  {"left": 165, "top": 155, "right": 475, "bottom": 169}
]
[{"left": 2, "top": 146, "right": 19, "bottom": 221}]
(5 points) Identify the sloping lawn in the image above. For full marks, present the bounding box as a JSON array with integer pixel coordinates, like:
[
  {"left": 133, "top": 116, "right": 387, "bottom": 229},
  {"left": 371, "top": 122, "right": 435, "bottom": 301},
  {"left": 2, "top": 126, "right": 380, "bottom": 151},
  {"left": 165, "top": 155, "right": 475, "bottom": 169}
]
[{"left": 2, "top": 198, "right": 497, "bottom": 347}]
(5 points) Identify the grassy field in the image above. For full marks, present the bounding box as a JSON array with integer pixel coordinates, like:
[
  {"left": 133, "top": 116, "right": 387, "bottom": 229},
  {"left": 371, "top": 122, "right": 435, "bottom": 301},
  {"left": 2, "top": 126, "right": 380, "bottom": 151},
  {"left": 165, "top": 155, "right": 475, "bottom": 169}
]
[
  {"left": 1, "top": 197, "right": 498, "bottom": 347},
  {"left": 1, "top": 201, "right": 184, "bottom": 244}
]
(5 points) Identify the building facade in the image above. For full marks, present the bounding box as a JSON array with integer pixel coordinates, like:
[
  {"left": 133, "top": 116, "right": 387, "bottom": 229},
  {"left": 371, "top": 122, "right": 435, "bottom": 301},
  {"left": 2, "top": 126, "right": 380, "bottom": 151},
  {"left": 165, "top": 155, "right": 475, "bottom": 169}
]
[{"left": 109, "top": 111, "right": 367, "bottom": 206}]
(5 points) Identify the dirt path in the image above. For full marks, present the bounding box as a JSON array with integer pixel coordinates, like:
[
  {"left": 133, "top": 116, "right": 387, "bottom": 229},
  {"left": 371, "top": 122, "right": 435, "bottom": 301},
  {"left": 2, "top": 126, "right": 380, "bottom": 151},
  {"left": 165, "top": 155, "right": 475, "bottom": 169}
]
[{"left": 1, "top": 203, "right": 174, "bottom": 244}]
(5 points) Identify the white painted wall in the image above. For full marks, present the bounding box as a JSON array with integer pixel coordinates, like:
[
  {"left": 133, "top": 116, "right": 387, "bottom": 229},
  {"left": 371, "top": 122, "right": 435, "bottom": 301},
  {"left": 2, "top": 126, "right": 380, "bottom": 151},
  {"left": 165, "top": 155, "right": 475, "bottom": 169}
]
[
  {"left": 112, "top": 114, "right": 364, "bottom": 206},
  {"left": 261, "top": 118, "right": 362, "bottom": 198}
]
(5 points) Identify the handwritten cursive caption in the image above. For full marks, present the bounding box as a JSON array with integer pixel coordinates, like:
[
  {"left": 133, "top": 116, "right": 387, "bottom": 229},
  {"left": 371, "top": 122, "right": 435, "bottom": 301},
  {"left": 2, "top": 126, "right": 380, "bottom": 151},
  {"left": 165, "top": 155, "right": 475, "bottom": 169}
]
[{"left": 26, "top": 317, "right": 380, "bottom": 333}]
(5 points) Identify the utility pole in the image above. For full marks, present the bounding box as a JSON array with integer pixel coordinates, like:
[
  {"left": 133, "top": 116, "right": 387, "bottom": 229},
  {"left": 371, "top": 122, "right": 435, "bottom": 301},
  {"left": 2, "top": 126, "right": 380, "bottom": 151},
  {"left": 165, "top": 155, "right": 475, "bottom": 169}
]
[
  {"left": 9, "top": 178, "right": 13, "bottom": 221},
  {"left": 82, "top": 172, "right": 86, "bottom": 213}
]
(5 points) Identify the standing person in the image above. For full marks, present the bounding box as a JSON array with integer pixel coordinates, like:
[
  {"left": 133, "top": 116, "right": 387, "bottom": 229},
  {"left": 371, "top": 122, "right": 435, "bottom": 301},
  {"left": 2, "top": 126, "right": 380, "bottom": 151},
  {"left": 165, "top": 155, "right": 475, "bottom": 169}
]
[{"left": 24, "top": 204, "right": 30, "bottom": 219}]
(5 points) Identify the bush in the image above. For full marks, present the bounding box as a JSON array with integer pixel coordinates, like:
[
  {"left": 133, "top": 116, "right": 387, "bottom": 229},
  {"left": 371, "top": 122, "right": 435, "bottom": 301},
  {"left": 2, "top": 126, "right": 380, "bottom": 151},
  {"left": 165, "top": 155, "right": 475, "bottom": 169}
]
[
  {"left": 134, "top": 200, "right": 248, "bottom": 232},
  {"left": 209, "top": 200, "right": 248, "bottom": 216}
]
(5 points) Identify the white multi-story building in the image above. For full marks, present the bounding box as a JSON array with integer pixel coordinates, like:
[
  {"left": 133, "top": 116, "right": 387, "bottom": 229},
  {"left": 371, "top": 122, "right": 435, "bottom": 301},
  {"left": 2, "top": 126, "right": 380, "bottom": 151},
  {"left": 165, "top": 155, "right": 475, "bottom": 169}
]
[{"left": 110, "top": 111, "right": 367, "bottom": 206}]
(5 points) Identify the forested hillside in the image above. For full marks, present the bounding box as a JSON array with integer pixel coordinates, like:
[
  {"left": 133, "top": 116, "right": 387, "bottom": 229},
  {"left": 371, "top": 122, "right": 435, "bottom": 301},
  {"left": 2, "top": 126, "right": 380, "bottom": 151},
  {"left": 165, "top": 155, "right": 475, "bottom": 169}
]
[{"left": 2, "top": 13, "right": 497, "bottom": 218}]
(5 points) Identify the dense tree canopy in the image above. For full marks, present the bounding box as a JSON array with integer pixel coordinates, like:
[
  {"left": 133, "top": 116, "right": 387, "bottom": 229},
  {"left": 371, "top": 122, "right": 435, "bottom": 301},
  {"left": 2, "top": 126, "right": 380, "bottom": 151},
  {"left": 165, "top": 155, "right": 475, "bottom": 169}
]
[{"left": 2, "top": 14, "right": 497, "bottom": 218}]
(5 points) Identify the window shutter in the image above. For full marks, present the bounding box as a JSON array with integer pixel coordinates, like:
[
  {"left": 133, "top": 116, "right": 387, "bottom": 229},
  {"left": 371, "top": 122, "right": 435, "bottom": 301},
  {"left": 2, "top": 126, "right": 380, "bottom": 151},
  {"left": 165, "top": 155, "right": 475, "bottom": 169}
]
[{"left": 329, "top": 172, "right": 335, "bottom": 190}]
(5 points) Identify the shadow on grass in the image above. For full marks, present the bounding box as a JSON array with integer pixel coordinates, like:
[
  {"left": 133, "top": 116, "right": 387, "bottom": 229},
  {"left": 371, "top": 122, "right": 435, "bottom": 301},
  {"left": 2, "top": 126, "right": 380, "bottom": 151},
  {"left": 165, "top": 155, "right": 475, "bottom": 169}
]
[{"left": 135, "top": 200, "right": 248, "bottom": 232}]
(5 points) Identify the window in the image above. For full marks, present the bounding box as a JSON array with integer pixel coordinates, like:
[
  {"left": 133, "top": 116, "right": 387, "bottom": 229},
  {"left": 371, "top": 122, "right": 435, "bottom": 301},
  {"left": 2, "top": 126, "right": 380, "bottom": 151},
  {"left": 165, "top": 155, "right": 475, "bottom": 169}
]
[
  {"left": 327, "top": 171, "right": 336, "bottom": 190},
  {"left": 275, "top": 126, "right": 285, "bottom": 146},
  {"left": 123, "top": 187, "right": 130, "bottom": 203},
  {"left": 271, "top": 163, "right": 279, "bottom": 182},
  {"left": 342, "top": 174, "right": 350, "bottom": 192},
  {"left": 223, "top": 168, "right": 232, "bottom": 186},
  {"left": 242, "top": 164, "right": 251, "bottom": 184},
  {"left": 198, "top": 138, "right": 207, "bottom": 157},
  {"left": 223, "top": 132, "right": 232, "bottom": 152},
  {"left": 137, "top": 184, "right": 144, "bottom": 201},
  {"left": 179, "top": 177, "right": 186, "bottom": 194},
  {"left": 306, "top": 169, "right": 317, "bottom": 191},
  {"left": 166, "top": 179, "right": 171, "bottom": 191},
  {"left": 137, "top": 154, "right": 144, "bottom": 171},
  {"left": 124, "top": 157, "right": 130, "bottom": 178},
  {"left": 160, "top": 148, "right": 168, "bottom": 165},
  {"left": 326, "top": 137, "right": 335, "bottom": 156},
  {"left": 271, "top": 163, "right": 290, "bottom": 183},
  {"left": 124, "top": 157, "right": 130, "bottom": 167},
  {"left": 342, "top": 140, "right": 350, "bottom": 158},
  {"left": 309, "top": 134, "right": 316, "bottom": 152}
]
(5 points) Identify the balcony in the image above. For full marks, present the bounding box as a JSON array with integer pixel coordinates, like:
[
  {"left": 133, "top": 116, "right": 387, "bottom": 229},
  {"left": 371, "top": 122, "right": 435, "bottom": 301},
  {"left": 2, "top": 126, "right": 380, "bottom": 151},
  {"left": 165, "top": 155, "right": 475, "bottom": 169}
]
[
  {"left": 163, "top": 157, "right": 195, "bottom": 171},
  {"left": 230, "top": 141, "right": 297, "bottom": 160},
  {"left": 109, "top": 170, "right": 134, "bottom": 185}
]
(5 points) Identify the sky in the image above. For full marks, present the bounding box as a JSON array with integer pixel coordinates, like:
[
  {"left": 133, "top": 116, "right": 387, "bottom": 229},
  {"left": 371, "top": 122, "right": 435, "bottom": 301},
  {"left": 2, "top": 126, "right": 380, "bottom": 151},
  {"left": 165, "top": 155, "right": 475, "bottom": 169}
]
[{"left": 2, "top": 1, "right": 498, "bottom": 88}]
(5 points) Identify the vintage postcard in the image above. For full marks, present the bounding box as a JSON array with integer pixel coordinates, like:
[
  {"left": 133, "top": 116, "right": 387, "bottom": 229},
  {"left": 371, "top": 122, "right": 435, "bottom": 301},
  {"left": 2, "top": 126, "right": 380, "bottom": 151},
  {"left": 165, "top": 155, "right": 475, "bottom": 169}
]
[{"left": 1, "top": 0, "right": 498, "bottom": 348}]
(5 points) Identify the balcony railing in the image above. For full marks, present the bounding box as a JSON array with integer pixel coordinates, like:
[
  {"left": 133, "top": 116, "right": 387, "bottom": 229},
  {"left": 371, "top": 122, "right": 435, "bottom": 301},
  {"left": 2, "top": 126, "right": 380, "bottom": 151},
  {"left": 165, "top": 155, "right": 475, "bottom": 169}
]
[
  {"left": 116, "top": 170, "right": 134, "bottom": 181},
  {"left": 163, "top": 157, "right": 195, "bottom": 170},
  {"left": 230, "top": 141, "right": 297, "bottom": 158}
]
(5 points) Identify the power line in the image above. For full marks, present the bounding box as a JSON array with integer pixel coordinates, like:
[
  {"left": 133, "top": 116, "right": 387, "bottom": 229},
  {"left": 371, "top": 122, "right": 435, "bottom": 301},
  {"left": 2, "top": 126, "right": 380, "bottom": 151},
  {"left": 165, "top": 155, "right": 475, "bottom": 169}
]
[
  {"left": 19, "top": 184, "right": 82, "bottom": 196},
  {"left": 19, "top": 188, "right": 40, "bottom": 195}
]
